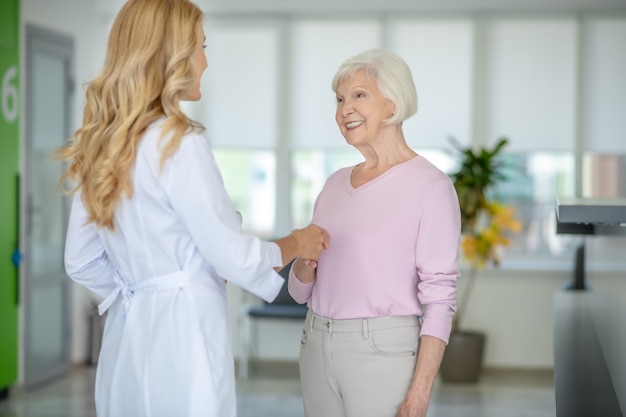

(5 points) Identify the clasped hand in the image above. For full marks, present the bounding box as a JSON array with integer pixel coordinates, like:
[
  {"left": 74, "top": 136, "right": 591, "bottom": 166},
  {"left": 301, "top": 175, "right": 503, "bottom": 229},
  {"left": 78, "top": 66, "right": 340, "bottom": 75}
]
[{"left": 292, "top": 224, "right": 330, "bottom": 261}]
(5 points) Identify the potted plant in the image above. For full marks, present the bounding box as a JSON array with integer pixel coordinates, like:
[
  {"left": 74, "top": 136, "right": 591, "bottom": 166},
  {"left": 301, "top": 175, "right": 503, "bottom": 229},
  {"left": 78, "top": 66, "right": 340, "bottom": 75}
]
[{"left": 439, "top": 137, "right": 522, "bottom": 383}]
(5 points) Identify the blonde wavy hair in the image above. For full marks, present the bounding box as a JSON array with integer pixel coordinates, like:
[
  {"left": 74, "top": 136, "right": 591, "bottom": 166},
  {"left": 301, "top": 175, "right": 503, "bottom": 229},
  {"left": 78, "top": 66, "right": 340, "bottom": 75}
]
[{"left": 58, "top": 0, "right": 204, "bottom": 230}]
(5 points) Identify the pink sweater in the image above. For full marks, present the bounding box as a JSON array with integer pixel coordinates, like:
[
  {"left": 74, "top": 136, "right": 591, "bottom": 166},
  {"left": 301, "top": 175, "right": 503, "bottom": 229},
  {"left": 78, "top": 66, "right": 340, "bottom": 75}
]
[{"left": 288, "top": 156, "right": 461, "bottom": 343}]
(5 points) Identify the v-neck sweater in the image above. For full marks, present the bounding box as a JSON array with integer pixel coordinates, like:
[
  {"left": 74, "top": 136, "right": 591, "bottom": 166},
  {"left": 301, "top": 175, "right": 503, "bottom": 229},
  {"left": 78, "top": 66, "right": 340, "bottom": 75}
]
[{"left": 288, "top": 156, "right": 461, "bottom": 343}]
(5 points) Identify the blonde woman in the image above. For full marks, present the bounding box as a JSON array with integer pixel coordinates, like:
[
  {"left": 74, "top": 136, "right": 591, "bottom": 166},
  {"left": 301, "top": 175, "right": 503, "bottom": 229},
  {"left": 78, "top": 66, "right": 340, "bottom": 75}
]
[{"left": 58, "top": 0, "right": 329, "bottom": 416}]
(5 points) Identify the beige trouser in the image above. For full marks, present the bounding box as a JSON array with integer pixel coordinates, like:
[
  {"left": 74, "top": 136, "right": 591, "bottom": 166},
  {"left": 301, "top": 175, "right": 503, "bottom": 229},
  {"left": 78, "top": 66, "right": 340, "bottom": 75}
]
[{"left": 299, "top": 310, "right": 421, "bottom": 417}]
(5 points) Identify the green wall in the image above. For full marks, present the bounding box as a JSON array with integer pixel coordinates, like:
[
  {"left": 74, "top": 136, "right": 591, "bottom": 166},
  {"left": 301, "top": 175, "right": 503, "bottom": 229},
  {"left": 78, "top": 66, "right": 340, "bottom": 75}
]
[{"left": 0, "top": 0, "right": 20, "bottom": 390}]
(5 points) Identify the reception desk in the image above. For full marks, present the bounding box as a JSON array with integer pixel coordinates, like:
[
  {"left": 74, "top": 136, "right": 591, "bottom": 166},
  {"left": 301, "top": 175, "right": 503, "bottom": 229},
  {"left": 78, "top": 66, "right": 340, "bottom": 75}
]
[
  {"left": 554, "top": 197, "right": 626, "bottom": 416},
  {"left": 554, "top": 293, "right": 625, "bottom": 416}
]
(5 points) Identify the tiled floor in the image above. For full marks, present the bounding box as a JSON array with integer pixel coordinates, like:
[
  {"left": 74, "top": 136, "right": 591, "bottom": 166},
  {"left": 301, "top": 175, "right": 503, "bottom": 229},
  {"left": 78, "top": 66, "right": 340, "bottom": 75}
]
[{"left": 0, "top": 365, "right": 556, "bottom": 417}]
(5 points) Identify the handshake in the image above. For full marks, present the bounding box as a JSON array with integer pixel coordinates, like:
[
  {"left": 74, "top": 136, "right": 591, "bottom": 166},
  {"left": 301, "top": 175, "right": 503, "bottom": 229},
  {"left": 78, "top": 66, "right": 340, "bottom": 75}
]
[{"left": 276, "top": 224, "right": 330, "bottom": 267}]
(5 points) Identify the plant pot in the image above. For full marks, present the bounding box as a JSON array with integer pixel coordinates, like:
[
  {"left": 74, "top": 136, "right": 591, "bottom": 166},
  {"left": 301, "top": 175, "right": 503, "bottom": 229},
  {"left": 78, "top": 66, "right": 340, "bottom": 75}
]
[{"left": 439, "top": 330, "right": 486, "bottom": 383}]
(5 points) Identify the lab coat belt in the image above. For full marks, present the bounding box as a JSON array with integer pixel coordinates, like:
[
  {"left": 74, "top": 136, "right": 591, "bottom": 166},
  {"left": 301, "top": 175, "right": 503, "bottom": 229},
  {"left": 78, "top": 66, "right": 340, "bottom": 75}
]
[{"left": 98, "top": 269, "right": 194, "bottom": 317}]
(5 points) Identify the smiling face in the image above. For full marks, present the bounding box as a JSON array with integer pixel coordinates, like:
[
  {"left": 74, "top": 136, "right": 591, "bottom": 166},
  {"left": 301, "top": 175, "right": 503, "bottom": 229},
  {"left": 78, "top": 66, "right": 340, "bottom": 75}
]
[{"left": 334, "top": 69, "right": 395, "bottom": 147}]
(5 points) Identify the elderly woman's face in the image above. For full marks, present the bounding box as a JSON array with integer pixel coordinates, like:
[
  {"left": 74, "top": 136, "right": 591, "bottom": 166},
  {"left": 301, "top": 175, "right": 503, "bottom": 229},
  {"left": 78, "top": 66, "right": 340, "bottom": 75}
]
[
  {"left": 334, "top": 69, "right": 394, "bottom": 146},
  {"left": 183, "top": 28, "right": 208, "bottom": 102}
]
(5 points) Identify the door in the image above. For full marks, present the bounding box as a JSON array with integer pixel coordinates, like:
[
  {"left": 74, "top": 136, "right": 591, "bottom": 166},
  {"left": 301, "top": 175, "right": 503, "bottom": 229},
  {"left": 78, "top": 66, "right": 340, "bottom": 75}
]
[
  {"left": 23, "top": 25, "right": 74, "bottom": 388},
  {"left": 0, "top": 0, "right": 19, "bottom": 394}
]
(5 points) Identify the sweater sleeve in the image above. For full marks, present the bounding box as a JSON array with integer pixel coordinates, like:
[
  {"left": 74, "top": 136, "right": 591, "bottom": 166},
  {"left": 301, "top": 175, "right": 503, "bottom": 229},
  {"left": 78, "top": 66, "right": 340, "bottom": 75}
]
[
  {"left": 287, "top": 265, "right": 314, "bottom": 304},
  {"left": 415, "top": 177, "right": 461, "bottom": 344}
]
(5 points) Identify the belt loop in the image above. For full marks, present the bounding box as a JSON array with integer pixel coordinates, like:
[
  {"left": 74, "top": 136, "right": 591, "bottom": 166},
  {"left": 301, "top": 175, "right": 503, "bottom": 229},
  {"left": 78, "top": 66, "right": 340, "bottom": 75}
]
[
  {"left": 310, "top": 314, "right": 315, "bottom": 334},
  {"left": 363, "top": 319, "right": 369, "bottom": 339}
]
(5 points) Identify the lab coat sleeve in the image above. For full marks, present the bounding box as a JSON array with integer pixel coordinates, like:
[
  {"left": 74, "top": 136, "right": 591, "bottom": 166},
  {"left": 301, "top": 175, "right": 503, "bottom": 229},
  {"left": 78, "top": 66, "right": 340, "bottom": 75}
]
[
  {"left": 64, "top": 193, "right": 116, "bottom": 299},
  {"left": 164, "top": 133, "right": 283, "bottom": 302}
]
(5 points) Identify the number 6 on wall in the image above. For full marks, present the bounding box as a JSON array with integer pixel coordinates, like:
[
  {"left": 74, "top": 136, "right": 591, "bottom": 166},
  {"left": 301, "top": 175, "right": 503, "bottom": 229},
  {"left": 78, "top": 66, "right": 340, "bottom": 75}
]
[{"left": 2, "top": 66, "right": 18, "bottom": 124}]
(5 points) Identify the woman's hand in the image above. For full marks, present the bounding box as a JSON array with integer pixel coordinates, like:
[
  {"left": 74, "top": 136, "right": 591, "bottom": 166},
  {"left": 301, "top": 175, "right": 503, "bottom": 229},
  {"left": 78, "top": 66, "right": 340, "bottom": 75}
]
[
  {"left": 396, "top": 394, "right": 429, "bottom": 417},
  {"left": 396, "top": 335, "right": 445, "bottom": 417},
  {"left": 291, "top": 224, "right": 330, "bottom": 260},
  {"left": 276, "top": 224, "right": 330, "bottom": 266},
  {"left": 292, "top": 257, "right": 318, "bottom": 284}
]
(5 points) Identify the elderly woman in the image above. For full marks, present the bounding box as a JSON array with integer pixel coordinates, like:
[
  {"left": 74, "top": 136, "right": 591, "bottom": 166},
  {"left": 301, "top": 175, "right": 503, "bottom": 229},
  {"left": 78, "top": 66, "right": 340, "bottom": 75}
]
[{"left": 288, "top": 48, "right": 461, "bottom": 417}]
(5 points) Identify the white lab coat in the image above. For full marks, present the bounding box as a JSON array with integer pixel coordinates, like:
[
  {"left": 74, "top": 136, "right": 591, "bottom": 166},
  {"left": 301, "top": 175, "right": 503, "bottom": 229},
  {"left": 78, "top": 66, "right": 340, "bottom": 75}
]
[{"left": 64, "top": 118, "right": 284, "bottom": 417}]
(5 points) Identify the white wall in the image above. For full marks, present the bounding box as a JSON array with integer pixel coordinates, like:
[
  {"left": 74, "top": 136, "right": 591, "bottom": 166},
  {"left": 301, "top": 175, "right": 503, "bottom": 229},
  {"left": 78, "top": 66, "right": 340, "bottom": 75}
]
[
  {"left": 22, "top": 0, "right": 108, "bottom": 123},
  {"left": 20, "top": 0, "right": 626, "bottom": 375}
]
